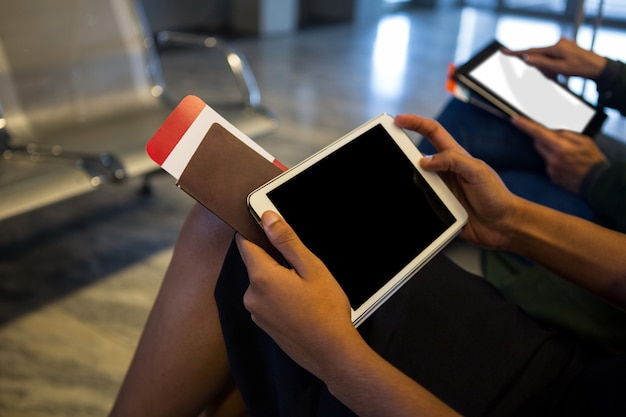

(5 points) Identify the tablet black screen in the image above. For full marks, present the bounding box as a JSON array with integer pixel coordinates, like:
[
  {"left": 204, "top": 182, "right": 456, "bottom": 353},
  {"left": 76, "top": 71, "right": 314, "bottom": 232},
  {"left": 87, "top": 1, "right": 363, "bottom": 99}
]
[{"left": 267, "top": 124, "right": 455, "bottom": 309}]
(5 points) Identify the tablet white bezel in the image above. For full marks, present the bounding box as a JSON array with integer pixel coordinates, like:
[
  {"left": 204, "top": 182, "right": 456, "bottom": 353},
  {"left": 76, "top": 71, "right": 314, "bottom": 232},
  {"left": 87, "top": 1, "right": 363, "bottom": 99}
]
[{"left": 247, "top": 114, "right": 468, "bottom": 327}]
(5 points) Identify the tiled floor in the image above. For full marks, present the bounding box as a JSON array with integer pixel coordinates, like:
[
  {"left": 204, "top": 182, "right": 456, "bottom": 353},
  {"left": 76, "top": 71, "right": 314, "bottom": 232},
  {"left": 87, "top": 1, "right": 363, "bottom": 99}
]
[{"left": 1, "top": 4, "right": 624, "bottom": 416}]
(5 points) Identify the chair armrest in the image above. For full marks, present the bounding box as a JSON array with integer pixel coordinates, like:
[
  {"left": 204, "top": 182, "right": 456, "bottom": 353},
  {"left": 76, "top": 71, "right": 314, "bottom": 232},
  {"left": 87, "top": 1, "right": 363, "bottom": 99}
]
[
  {"left": 156, "top": 31, "right": 261, "bottom": 108},
  {"left": 0, "top": 105, "right": 10, "bottom": 152},
  {"left": 3, "top": 144, "right": 126, "bottom": 186}
]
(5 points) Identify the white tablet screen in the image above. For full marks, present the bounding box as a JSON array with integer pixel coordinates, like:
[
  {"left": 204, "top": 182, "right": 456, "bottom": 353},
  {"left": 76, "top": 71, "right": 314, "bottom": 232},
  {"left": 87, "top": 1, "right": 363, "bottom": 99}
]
[
  {"left": 469, "top": 49, "right": 596, "bottom": 132},
  {"left": 266, "top": 124, "right": 456, "bottom": 309}
]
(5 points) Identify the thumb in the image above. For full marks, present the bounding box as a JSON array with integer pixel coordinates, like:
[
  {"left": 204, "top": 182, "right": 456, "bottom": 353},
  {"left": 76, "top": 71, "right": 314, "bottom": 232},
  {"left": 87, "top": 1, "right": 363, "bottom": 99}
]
[
  {"left": 260, "top": 211, "right": 321, "bottom": 276},
  {"left": 511, "top": 115, "right": 549, "bottom": 140},
  {"left": 420, "top": 149, "right": 490, "bottom": 185}
]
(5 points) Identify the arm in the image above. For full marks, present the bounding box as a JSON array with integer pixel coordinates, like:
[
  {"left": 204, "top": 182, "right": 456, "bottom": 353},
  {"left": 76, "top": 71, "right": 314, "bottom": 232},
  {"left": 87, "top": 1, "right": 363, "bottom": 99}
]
[
  {"left": 395, "top": 114, "right": 626, "bottom": 309},
  {"left": 236, "top": 212, "right": 460, "bottom": 417},
  {"left": 503, "top": 196, "right": 626, "bottom": 307}
]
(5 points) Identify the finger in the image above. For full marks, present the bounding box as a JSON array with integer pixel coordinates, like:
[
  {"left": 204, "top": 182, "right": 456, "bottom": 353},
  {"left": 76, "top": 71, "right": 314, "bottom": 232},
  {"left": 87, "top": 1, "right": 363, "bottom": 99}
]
[
  {"left": 558, "top": 129, "right": 593, "bottom": 145},
  {"left": 507, "top": 44, "right": 556, "bottom": 58},
  {"left": 395, "top": 114, "right": 469, "bottom": 155},
  {"left": 260, "top": 211, "right": 324, "bottom": 277},
  {"left": 500, "top": 47, "right": 515, "bottom": 56},
  {"left": 236, "top": 233, "right": 279, "bottom": 273},
  {"left": 500, "top": 48, "right": 560, "bottom": 79},
  {"left": 511, "top": 115, "right": 553, "bottom": 142},
  {"left": 420, "top": 149, "right": 487, "bottom": 184}
]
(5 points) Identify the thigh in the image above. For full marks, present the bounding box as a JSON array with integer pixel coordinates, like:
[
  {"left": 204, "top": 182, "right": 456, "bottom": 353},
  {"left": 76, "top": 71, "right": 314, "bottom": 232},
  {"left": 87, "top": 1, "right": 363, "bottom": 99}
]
[
  {"left": 499, "top": 170, "right": 594, "bottom": 219},
  {"left": 360, "top": 254, "right": 586, "bottom": 417},
  {"left": 422, "top": 99, "right": 545, "bottom": 172}
]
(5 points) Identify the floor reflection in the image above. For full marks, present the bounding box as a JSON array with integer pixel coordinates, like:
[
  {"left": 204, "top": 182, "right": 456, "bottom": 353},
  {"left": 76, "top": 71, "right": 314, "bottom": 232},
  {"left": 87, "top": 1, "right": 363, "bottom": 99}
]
[{"left": 371, "top": 14, "right": 411, "bottom": 100}]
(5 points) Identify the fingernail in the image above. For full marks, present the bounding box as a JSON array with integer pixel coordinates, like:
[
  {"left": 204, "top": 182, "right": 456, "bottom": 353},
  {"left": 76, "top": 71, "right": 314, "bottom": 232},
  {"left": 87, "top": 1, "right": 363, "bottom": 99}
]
[
  {"left": 521, "top": 53, "right": 529, "bottom": 61},
  {"left": 262, "top": 211, "right": 281, "bottom": 228}
]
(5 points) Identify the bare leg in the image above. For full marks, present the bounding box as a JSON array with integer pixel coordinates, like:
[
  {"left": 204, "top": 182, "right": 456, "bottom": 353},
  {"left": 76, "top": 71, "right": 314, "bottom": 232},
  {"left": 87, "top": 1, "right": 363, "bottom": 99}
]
[{"left": 110, "top": 203, "right": 242, "bottom": 417}]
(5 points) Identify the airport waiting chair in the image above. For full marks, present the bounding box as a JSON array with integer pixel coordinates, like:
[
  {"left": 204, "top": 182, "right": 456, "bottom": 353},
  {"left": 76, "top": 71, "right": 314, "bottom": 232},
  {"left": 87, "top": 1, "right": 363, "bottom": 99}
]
[{"left": 0, "top": 0, "right": 278, "bottom": 221}]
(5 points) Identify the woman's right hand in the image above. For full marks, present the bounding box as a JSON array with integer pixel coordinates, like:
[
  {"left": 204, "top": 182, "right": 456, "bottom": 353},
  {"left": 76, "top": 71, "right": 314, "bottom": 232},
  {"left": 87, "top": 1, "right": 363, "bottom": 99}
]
[{"left": 395, "top": 114, "right": 527, "bottom": 251}]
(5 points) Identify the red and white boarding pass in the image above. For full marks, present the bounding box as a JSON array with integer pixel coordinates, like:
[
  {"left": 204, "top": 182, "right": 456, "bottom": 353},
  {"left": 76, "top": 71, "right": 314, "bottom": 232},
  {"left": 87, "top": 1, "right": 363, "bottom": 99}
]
[{"left": 146, "top": 95, "right": 286, "bottom": 178}]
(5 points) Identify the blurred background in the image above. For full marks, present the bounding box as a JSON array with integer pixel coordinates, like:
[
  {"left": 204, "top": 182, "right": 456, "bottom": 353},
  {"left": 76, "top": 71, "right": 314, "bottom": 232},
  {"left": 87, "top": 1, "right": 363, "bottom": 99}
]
[{"left": 0, "top": 0, "right": 624, "bottom": 415}]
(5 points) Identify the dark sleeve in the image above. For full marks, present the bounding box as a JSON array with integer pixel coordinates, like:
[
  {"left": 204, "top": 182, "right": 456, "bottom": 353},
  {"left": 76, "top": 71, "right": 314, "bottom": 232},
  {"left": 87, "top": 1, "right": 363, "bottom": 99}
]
[
  {"left": 596, "top": 59, "right": 626, "bottom": 116},
  {"left": 582, "top": 161, "right": 626, "bottom": 233}
]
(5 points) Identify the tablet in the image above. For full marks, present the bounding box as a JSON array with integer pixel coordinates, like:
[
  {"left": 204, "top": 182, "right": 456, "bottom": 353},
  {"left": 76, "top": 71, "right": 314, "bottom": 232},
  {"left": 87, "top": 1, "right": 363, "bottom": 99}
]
[
  {"left": 247, "top": 114, "right": 468, "bottom": 327},
  {"left": 454, "top": 39, "right": 606, "bottom": 137}
]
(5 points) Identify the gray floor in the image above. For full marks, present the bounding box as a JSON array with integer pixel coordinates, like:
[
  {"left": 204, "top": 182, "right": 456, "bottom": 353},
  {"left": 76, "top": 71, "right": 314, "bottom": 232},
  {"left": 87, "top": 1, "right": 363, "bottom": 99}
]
[{"left": 1, "top": 5, "right": 624, "bottom": 416}]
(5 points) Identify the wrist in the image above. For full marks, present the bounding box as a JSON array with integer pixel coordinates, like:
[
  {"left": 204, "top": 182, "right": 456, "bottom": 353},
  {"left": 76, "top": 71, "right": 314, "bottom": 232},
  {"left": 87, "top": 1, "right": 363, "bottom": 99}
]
[
  {"left": 503, "top": 197, "right": 578, "bottom": 264},
  {"left": 311, "top": 325, "right": 367, "bottom": 383},
  {"left": 497, "top": 197, "right": 540, "bottom": 253},
  {"left": 588, "top": 55, "right": 608, "bottom": 81}
]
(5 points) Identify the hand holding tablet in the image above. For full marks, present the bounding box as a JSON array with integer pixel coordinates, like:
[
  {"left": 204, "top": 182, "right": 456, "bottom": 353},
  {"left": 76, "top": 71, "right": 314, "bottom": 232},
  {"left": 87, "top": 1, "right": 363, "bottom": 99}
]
[
  {"left": 248, "top": 114, "right": 467, "bottom": 327},
  {"left": 454, "top": 39, "right": 606, "bottom": 136}
]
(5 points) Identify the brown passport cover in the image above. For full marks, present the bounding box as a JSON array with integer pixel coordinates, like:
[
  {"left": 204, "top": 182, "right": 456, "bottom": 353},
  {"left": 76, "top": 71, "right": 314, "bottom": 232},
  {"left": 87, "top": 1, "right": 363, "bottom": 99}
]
[{"left": 177, "top": 123, "right": 284, "bottom": 259}]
